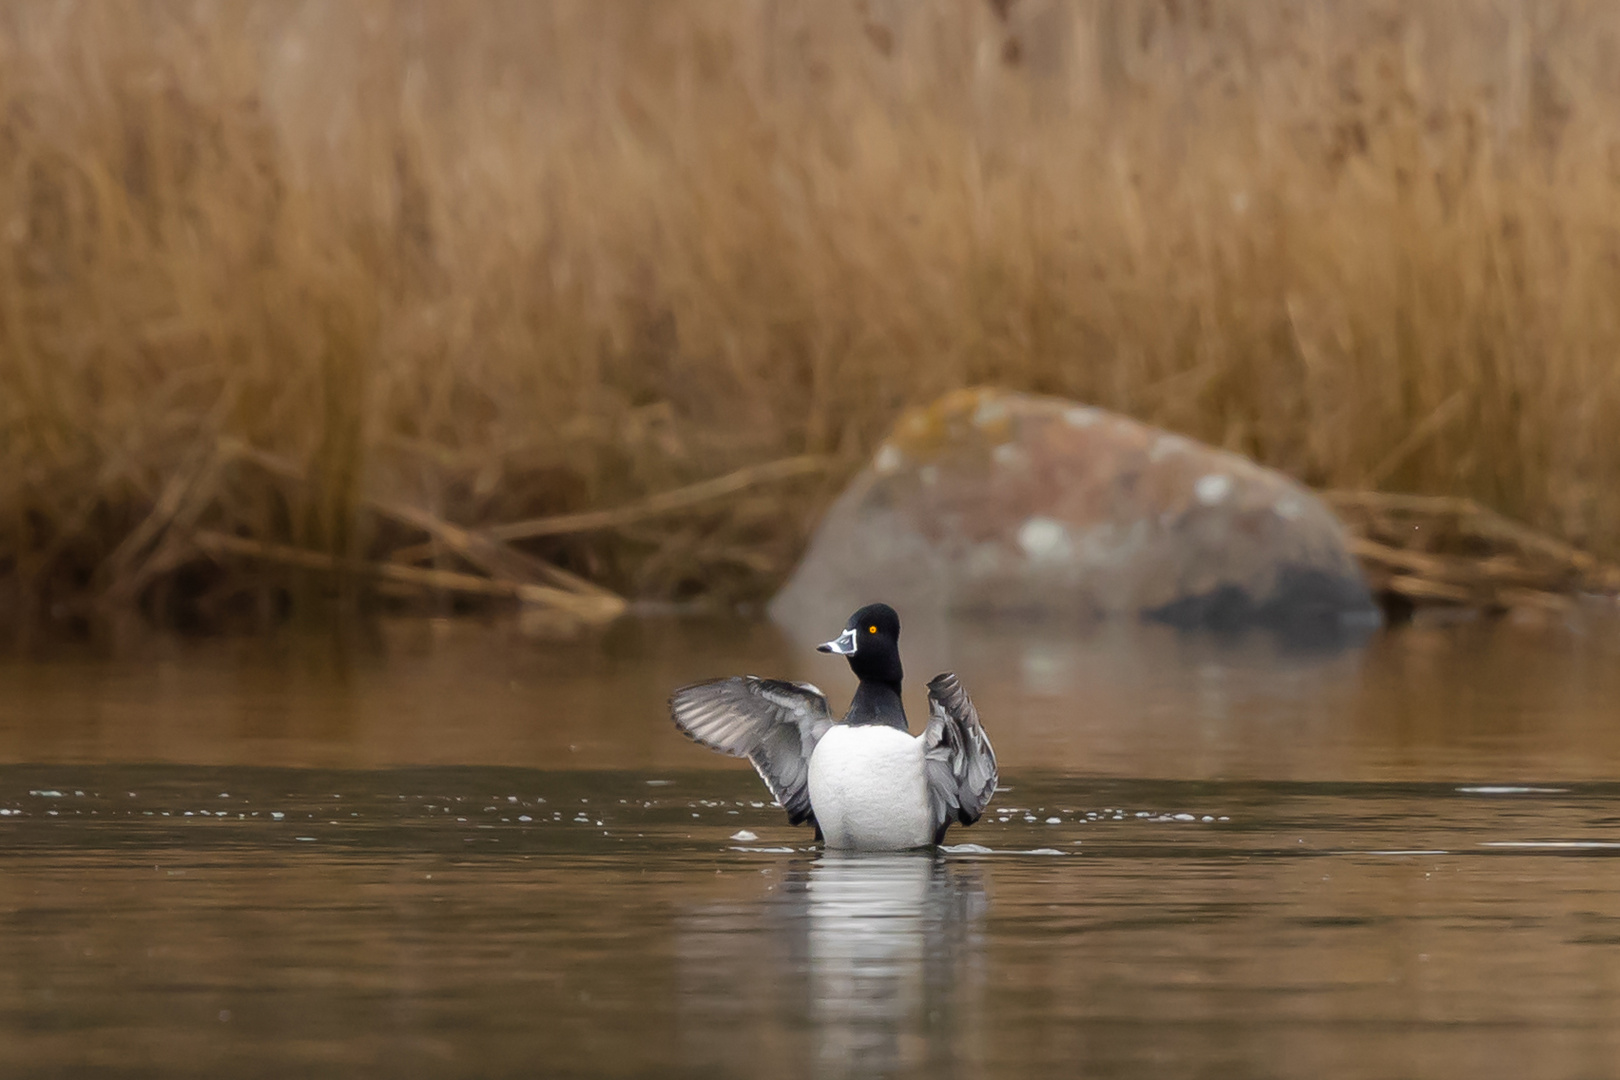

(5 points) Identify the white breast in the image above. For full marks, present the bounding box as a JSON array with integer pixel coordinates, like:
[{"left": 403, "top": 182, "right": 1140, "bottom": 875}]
[{"left": 807, "top": 724, "right": 932, "bottom": 850}]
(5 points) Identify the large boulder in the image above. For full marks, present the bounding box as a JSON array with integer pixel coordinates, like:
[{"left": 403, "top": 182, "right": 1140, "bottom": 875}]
[{"left": 770, "top": 389, "right": 1376, "bottom": 632}]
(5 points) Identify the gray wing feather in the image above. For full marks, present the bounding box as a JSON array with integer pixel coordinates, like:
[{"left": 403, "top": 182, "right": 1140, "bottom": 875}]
[
  {"left": 669, "top": 676, "right": 833, "bottom": 825},
  {"left": 923, "top": 673, "right": 998, "bottom": 843}
]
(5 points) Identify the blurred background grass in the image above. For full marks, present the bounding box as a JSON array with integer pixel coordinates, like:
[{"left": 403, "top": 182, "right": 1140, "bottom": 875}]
[{"left": 4, "top": 0, "right": 1620, "bottom": 634}]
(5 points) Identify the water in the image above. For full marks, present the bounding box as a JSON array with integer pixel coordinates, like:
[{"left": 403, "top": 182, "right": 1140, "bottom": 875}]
[{"left": 3, "top": 614, "right": 1620, "bottom": 1078}]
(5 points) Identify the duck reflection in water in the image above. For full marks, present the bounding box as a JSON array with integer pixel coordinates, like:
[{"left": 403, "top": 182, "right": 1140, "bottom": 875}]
[{"left": 676, "top": 851, "right": 988, "bottom": 1078}]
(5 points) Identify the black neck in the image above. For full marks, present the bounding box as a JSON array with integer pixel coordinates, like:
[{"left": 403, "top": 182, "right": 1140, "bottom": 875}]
[{"left": 846, "top": 680, "right": 908, "bottom": 731}]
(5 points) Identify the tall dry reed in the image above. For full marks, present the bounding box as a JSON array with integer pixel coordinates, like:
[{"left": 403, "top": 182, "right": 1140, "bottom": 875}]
[{"left": 3, "top": 0, "right": 1620, "bottom": 632}]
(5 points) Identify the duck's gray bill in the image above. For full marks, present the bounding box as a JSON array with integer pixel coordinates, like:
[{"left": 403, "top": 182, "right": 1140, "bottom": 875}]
[{"left": 817, "top": 628, "right": 859, "bottom": 655}]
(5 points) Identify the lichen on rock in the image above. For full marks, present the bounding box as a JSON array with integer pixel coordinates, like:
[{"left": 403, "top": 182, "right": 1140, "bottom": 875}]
[{"left": 770, "top": 389, "right": 1376, "bottom": 633}]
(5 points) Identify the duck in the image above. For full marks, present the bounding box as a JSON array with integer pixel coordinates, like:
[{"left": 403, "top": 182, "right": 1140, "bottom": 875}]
[{"left": 669, "top": 602, "right": 998, "bottom": 850}]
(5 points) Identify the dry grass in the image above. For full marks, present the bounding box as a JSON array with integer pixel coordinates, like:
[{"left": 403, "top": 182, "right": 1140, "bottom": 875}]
[{"left": 4, "top": 1, "right": 1620, "bottom": 635}]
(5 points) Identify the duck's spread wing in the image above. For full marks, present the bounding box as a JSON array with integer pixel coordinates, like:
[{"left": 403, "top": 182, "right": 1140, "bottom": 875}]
[
  {"left": 923, "top": 673, "right": 999, "bottom": 843},
  {"left": 669, "top": 676, "right": 834, "bottom": 825}
]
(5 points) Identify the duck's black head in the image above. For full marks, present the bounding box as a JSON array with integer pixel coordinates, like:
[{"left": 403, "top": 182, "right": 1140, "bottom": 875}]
[{"left": 817, "top": 602, "right": 903, "bottom": 688}]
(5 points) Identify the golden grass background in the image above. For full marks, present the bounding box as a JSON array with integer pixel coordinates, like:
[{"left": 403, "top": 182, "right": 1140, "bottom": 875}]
[{"left": 4, "top": 0, "right": 1620, "bottom": 632}]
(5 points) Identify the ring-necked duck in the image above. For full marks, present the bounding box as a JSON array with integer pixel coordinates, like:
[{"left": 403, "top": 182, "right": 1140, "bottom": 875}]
[{"left": 670, "top": 603, "right": 998, "bottom": 850}]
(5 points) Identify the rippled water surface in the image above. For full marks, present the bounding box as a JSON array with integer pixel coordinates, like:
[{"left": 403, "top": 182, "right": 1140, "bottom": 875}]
[{"left": 4, "top": 615, "right": 1620, "bottom": 1078}]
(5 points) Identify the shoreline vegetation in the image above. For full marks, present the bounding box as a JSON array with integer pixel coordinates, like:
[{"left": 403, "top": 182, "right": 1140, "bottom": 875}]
[{"left": 5, "top": 2, "right": 1620, "bottom": 639}]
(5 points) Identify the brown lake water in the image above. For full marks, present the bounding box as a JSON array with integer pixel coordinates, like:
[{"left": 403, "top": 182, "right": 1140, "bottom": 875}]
[{"left": 3, "top": 612, "right": 1620, "bottom": 1078}]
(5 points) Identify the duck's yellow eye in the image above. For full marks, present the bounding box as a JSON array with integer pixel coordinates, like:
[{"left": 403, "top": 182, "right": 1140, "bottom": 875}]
[{"left": 868, "top": 625, "right": 877, "bottom": 633}]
